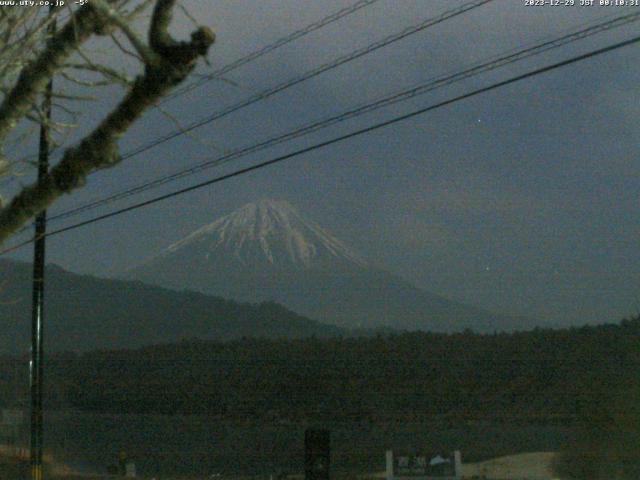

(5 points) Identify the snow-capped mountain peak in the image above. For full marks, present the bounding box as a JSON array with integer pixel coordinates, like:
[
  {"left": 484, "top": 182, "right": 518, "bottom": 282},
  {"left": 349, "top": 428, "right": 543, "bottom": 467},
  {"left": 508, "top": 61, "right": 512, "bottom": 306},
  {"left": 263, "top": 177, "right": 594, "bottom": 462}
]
[
  {"left": 126, "top": 199, "right": 529, "bottom": 333},
  {"left": 162, "top": 199, "right": 367, "bottom": 269}
]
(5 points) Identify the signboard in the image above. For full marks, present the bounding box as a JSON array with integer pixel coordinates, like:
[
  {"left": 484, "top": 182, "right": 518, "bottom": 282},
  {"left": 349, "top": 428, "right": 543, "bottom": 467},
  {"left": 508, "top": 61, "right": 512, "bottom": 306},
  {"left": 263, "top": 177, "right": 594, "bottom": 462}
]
[
  {"left": 395, "top": 455, "right": 429, "bottom": 476},
  {"left": 305, "top": 429, "right": 330, "bottom": 480},
  {"left": 386, "top": 450, "right": 461, "bottom": 480}
]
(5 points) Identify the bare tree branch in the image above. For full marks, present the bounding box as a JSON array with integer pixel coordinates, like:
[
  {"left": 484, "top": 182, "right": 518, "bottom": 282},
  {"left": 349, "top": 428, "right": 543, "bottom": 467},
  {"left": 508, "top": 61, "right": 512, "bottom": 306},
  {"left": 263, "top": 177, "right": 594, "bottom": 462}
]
[
  {"left": 0, "top": 0, "right": 215, "bottom": 242},
  {"left": 63, "top": 61, "right": 132, "bottom": 87},
  {"left": 0, "top": 4, "right": 114, "bottom": 145},
  {"left": 91, "top": 0, "right": 158, "bottom": 65}
]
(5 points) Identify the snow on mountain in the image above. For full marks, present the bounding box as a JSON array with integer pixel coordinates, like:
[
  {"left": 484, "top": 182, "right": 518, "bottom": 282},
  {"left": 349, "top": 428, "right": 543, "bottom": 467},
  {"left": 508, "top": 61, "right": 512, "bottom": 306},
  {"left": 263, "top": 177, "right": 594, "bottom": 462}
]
[
  {"left": 158, "top": 198, "right": 367, "bottom": 270},
  {"left": 125, "top": 199, "right": 535, "bottom": 333}
]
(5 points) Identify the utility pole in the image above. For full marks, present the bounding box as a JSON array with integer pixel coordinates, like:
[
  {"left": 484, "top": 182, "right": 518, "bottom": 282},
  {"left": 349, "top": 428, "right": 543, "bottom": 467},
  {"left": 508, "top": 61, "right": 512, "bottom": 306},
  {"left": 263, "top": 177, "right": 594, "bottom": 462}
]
[{"left": 31, "top": 6, "right": 56, "bottom": 480}]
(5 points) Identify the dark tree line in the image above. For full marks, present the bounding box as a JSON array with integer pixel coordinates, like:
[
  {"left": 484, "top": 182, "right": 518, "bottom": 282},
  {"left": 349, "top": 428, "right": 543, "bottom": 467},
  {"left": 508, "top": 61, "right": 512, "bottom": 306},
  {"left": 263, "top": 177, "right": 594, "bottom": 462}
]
[
  {"left": 2, "top": 317, "right": 639, "bottom": 478},
  {"left": 1, "top": 317, "right": 637, "bottom": 424}
]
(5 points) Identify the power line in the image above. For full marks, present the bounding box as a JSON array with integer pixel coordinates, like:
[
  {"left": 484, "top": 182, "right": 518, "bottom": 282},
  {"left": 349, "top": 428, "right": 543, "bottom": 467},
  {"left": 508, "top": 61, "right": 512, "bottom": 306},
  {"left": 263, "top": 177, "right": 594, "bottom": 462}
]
[
  {"left": 162, "top": 0, "right": 383, "bottom": 103},
  {"left": 120, "top": 0, "right": 493, "bottom": 160},
  {"left": 45, "top": 10, "right": 640, "bottom": 224},
  {"left": 0, "top": 0, "right": 381, "bottom": 175},
  {"left": 37, "top": 0, "right": 496, "bottom": 224},
  {"left": 2, "top": 32, "right": 638, "bottom": 256},
  {"left": 3, "top": 0, "right": 493, "bottom": 236}
]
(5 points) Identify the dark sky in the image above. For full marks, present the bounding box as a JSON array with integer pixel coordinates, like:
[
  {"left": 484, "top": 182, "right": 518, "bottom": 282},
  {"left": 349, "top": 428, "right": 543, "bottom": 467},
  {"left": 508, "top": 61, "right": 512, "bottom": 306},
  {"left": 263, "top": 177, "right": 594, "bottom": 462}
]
[{"left": 3, "top": 0, "right": 639, "bottom": 327}]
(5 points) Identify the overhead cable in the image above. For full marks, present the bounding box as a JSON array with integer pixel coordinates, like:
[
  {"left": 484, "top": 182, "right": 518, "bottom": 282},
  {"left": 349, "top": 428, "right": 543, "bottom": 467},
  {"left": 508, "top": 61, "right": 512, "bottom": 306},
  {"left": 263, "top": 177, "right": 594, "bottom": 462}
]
[
  {"left": 45, "top": 11, "right": 640, "bottom": 224},
  {"left": 2, "top": 32, "right": 638, "bottom": 255}
]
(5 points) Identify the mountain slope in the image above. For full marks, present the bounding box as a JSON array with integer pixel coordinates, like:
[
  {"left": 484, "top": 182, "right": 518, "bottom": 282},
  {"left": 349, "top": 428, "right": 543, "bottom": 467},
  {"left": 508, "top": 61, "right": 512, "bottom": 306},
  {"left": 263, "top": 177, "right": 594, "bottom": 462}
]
[
  {"left": 158, "top": 198, "right": 366, "bottom": 271},
  {"left": 125, "top": 199, "right": 532, "bottom": 332},
  {"left": 0, "top": 259, "right": 344, "bottom": 355}
]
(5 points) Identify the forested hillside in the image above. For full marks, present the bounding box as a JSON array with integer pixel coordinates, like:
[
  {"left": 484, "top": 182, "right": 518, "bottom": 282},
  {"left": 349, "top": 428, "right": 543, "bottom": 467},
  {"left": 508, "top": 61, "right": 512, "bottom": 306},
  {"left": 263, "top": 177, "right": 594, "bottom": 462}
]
[
  {"left": 0, "top": 260, "right": 345, "bottom": 354},
  {"left": 1, "top": 318, "right": 638, "bottom": 478},
  {"left": 2, "top": 318, "right": 637, "bottom": 422}
]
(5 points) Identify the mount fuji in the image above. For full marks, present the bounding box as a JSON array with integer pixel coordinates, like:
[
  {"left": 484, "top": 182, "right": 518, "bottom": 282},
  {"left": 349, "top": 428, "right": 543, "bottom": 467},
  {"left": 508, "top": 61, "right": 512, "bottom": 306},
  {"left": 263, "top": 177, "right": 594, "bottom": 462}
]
[{"left": 125, "top": 199, "right": 531, "bottom": 332}]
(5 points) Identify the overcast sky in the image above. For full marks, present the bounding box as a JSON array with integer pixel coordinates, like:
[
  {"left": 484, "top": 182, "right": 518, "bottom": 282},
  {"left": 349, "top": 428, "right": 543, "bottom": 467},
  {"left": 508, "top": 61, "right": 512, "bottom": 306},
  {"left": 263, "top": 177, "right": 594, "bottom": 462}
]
[{"left": 3, "top": 0, "right": 639, "bottom": 327}]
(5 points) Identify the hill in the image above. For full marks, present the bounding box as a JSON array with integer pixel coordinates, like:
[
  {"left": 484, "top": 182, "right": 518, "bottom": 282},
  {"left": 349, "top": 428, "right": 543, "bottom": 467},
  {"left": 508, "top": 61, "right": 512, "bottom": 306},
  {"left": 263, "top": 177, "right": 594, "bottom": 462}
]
[{"left": 0, "top": 259, "right": 344, "bottom": 355}]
